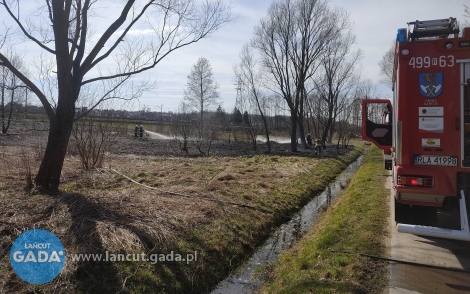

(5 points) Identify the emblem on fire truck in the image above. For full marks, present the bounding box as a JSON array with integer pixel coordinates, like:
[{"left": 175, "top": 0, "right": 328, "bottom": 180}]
[{"left": 419, "top": 73, "right": 443, "bottom": 98}]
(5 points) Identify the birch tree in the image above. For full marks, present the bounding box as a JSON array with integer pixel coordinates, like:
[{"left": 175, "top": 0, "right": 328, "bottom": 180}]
[{"left": 184, "top": 57, "right": 219, "bottom": 136}]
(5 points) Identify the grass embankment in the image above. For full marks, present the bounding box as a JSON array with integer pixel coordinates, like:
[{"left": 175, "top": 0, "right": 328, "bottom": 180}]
[
  {"left": 260, "top": 145, "right": 389, "bottom": 294},
  {"left": 0, "top": 142, "right": 364, "bottom": 294}
]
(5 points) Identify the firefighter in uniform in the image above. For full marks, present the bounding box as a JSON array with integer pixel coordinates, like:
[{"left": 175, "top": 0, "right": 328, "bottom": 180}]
[
  {"left": 315, "top": 137, "right": 322, "bottom": 156},
  {"left": 139, "top": 125, "right": 144, "bottom": 138}
]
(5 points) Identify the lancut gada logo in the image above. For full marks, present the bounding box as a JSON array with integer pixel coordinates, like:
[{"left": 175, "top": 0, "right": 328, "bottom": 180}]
[{"left": 10, "top": 229, "right": 65, "bottom": 284}]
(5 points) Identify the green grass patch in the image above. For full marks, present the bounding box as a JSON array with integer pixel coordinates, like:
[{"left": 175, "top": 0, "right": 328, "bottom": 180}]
[{"left": 260, "top": 145, "right": 389, "bottom": 294}]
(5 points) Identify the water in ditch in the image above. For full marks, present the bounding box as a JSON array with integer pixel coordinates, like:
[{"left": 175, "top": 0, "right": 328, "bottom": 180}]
[{"left": 210, "top": 154, "right": 365, "bottom": 294}]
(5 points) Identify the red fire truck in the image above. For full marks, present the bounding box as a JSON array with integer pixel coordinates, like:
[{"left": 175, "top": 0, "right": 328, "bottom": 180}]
[{"left": 362, "top": 18, "right": 470, "bottom": 241}]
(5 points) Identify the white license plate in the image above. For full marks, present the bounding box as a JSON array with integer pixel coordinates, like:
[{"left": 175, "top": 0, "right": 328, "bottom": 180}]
[{"left": 413, "top": 155, "right": 458, "bottom": 166}]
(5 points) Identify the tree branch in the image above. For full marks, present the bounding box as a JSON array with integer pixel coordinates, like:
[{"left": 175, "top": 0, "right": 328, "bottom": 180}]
[
  {"left": 0, "top": 84, "right": 30, "bottom": 91},
  {"left": 74, "top": 75, "right": 131, "bottom": 121},
  {"left": 68, "top": 0, "right": 82, "bottom": 63},
  {"left": 80, "top": 0, "right": 139, "bottom": 75},
  {"left": 86, "top": 0, "right": 155, "bottom": 72},
  {"left": 1, "top": 0, "right": 56, "bottom": 54},
  {"left": 81, "top": 38, "right": 198, "bottom": 86},
  {"left": 45, "top": 0, "right": 54, "bottom": 23}
]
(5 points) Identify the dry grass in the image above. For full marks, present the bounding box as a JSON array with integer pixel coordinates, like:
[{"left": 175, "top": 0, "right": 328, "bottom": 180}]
[{"left": 0, "top": 140, "right": 363, "bottom": 293}]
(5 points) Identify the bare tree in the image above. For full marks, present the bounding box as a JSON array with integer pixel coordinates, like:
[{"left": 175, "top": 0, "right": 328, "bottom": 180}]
[
  {"left": 379, "top": 41, "right": 395, "bottom": 89},
  {"left": 0, "top": 64, "right": 14, "bottom": 134},
  {"left": 184, "top": 57, "right": 220, "bottom": 137},
  {"left": 0, "top": 50, "right": 28, "bottom": 134},
  {"left": 335, "top": 95, "right": 356, "bottom": 149},
  {"left": 234, "top": 44, "right": 271, "bottom": 152},
  {"left": 0, "top": 0, "right": 231, "bottom": 191},
  {"left": 355, "top": 79, "right": 382, "bottom": 100},
  {"left": 349, "top": 79, "right": 382, "bottom": 134},
  {"left": 349, "top": 97, "right": 362, "bottom": 134},
  {"left": 311, "top": 27, "right": 362, "bottom": 145},
  {"left": 305, "top": 93, "right": 326, "bottom": 139},
  {"left": 251, "top": 0, "right": 347, "bottom": 152},
  {"left": 242, "top": 110, "right": 258, "bottom": 151},
  {"left": 170, "top": 101, "right": 194, "bottom": 154}
]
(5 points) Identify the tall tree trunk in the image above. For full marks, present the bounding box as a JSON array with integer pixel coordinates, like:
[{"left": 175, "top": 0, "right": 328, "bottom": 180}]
[
  {"left": 5, "top": 87, "right": 14, "bottom": 134},
  {"left": 290, "top": 108, "right": 298, "bottom": 152},
  {"left": 34, "top": 80, "right": 77, "bottom": 191},
  {"left": 261, "top": 114, "right": 271, "bottom": 153},
  {"left": 252, "top": 137, "right": 257, "bottom": 151},
  {"left": 1, "top": 69, "right": 6, "bottom": 134},
  {"left": 329, "top": 119, "right": 336, "bottom": 143},
  {"left": 200, "top": 100, "right": 204, "bottom": 137},
  {"left": 322, "top": 105, "right": 334, "bottom": 145},
  {"left": 1, "top": 81, "right": 5, "bottom": 134},
  {"left": 297, "top": 86, "right": 308, "bottom": 148},
  {"left": 34, "top": 116, "right": 74, "bottom": 191},
  {"left": 298, "top": 121, "right": 308, "bottom": 148},
  {"left": 253, "top": 92, "right": 271, "bottom": 153}
]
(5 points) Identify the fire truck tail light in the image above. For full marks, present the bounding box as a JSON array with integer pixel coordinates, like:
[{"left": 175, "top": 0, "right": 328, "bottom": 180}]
[{"left": 397, "top": 175, "right": 434, "bottom": 187}]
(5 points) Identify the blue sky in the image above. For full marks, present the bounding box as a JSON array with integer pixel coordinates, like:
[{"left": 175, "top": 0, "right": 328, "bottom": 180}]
[{"left": 0, "top": 0, "right": 468, "bottom": 113}]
